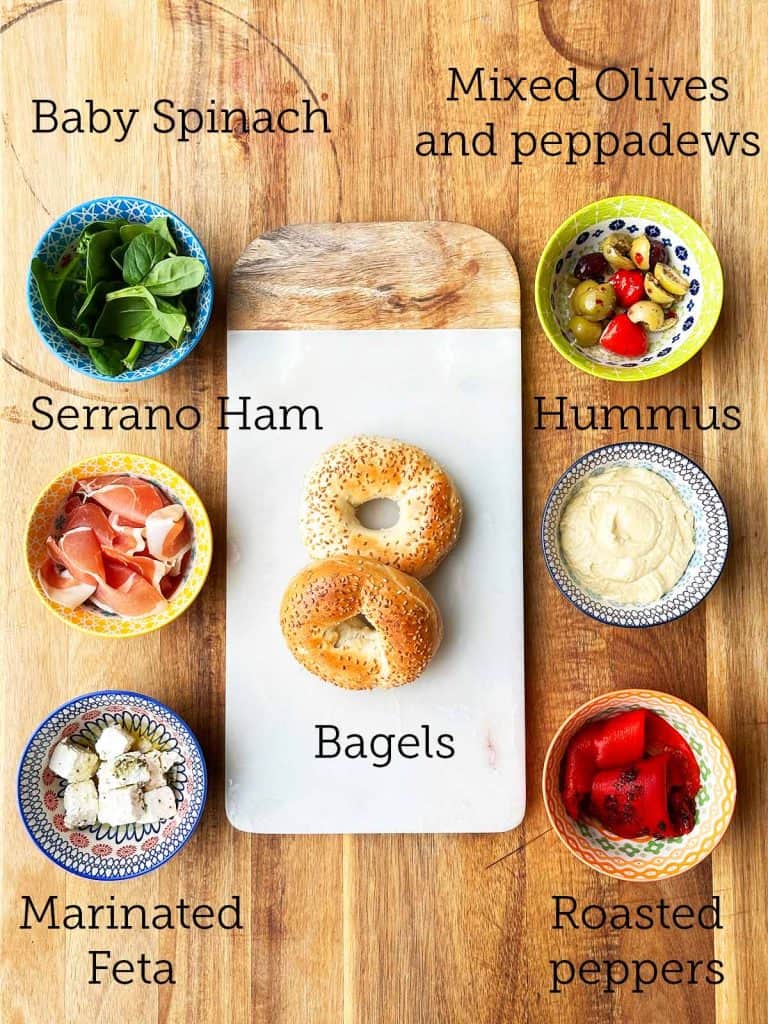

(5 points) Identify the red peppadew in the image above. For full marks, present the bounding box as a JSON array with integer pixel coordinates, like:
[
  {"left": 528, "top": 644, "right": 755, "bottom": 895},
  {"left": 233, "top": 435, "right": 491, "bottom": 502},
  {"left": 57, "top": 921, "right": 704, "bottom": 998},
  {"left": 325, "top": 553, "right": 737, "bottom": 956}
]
[
  {"left": 600, "top": 314, "right": 648, "bottom": 357},
  {"left": 610, "top": 269, "right": 646, "bottom": 307}
]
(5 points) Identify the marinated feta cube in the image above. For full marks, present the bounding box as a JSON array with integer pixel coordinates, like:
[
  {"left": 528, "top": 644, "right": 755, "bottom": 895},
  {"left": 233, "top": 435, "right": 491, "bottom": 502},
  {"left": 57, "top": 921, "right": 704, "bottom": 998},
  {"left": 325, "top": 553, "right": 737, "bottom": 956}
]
[
  {"left": 63, "top": 779, "right": 98, "bottom": 829},
  {"left": 95, "top": 724, "right": 134, "bottom": 760},
  {"left": 140, "top": 786, "right": 177, "bottom": 823},
  {"left": 98, "top": 784, "right": 145, "bottom": 826},
  {"left": 49, "top": 739, "right": 99, "bottom": 782},
  {"left": 98, "top": 752, "right": 151, "bottom": 792},
  {"left": 143, "top": 752, "right": 167, "bottom": 791},
  {"left": 159, "top": 749, "right": 183, "bottom": 772}
]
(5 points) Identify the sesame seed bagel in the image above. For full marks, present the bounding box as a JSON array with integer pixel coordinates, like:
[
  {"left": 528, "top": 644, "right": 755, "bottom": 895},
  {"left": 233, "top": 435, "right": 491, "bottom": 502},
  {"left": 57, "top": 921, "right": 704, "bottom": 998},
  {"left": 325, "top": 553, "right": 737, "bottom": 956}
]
[
  {"left": 300, "top": 436, "right": 462, "bottom": 579},
  {"left": 280, "top": 556, "right": 443, "bottom": 690}
]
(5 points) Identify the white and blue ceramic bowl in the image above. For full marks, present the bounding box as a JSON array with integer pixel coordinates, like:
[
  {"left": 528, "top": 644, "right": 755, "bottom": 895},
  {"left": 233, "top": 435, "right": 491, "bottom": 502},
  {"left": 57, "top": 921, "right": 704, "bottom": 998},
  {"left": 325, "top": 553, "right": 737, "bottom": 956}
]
[
  {"left": 17, "top": 690, "right": 207, "bottom": 881},
  {"left": 27, "top": 196, "right": 213, "bottom": 383},
  {"left": 541, "top": 443, "right": 729, "bottom": 627}
]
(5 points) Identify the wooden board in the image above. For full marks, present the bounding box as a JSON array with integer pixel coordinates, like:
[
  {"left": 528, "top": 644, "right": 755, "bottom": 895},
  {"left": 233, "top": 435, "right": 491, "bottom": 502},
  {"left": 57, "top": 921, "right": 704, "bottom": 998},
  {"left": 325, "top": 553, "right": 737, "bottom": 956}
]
[
  {"left": 1, "top": 1, "right": 766, "bottom": 1023},
  {"left": 228, "top": 221, "right": 520, "bottom": 330},
  {"left": 226, "top": 222, "right": 524, "bottom": 834}
]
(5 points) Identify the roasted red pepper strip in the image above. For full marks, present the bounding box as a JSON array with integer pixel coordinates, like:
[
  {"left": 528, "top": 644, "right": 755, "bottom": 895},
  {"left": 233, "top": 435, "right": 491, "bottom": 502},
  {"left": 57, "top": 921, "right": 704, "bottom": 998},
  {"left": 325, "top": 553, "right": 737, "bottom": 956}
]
[
  {"left": 593, "top": 708, "right": 647, "bottom": 767},
  {"left": 561, "top": 725, "right": 600, "bottom": 818},
  {"left": 590, "top": 753, "right": 673, "bottom": 839},
  {"left": 561, "top": 709, "right": 647, "bottom": 819},
  {"left": 667, "top": 777, "right": 698, "bottom": 836},
  {"left": 645, "top": 711, "right": 701, "bottom": 797}
]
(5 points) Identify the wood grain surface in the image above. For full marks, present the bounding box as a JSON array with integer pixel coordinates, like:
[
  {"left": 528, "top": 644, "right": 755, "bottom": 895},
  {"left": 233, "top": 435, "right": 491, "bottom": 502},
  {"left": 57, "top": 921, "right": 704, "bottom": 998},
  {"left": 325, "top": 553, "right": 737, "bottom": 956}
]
[
  {"left": 229, "top": 221, "right": 520, "bottom": 329},
  {"left": 1, "top": 2, "right": 765, "bottom": 1023}
]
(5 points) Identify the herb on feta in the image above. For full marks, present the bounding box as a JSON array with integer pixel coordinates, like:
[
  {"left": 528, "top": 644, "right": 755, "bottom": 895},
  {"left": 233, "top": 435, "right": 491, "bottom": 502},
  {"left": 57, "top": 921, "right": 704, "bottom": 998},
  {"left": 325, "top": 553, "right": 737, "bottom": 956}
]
[{"left": 98, "top": 752, "right": 152, "bottom": 792}]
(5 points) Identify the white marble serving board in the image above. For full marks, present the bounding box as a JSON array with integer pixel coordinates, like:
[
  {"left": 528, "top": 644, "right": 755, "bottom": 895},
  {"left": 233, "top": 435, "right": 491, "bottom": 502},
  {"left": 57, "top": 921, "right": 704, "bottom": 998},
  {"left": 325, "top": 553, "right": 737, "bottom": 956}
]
[{"left": 226, "top": 328, "right": 524, "bottom": 833}]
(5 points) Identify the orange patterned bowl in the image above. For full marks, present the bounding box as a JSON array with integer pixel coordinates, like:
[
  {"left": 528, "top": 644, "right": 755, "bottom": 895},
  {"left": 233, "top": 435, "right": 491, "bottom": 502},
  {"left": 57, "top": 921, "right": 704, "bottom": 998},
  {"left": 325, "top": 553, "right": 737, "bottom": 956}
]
[
  {"left": 24, "top": 453, "right": 212, "bottom": 638},
  {"left": 542, "top": 689, "right": 736, "bottom": 881}
]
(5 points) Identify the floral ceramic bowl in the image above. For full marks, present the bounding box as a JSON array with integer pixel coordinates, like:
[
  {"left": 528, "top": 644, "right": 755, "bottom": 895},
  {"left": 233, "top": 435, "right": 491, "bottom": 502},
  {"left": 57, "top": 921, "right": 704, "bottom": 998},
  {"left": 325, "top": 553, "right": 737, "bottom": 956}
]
[
  {"left": 541, "top": 442, "right": 729, "bottom": 628},
  {"left": 535, "top": 196, "right": 723, "bottom": 380},
  {"left": 27, "top": 196, "right": 213, "bottom": 382},
  {"left": 24, "top": 452, "right": 213, "bottom": 638},
  {"left": 17, "top": 690, "right": 207, "bottom": 881},
  {"left": 542, "top": 689, "right": 736, "bottom": 881}
]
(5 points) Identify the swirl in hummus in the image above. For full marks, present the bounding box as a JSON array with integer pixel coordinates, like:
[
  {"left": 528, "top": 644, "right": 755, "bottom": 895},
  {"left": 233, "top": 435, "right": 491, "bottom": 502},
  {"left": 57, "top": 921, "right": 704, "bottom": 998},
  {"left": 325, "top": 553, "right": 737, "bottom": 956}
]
[{"left": 559, "top": 466, "right": 695, "bottom": 605}]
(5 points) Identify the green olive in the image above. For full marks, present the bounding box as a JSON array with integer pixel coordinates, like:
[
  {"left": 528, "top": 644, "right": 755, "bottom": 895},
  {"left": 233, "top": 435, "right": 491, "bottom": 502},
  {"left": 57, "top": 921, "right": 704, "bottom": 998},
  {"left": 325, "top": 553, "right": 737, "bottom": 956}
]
[
  {"left": 629, "top": 235, "right": 651, "bottom": 271},
  {"left": 654, "top": 263, "right": 690, "bottom": 296},
  {"left": 601, "top": 233, "right": 634, "bottom": 270},
  {"left": 627, "top": 300, "right": 666, "bottom": 331},
  {"left": 568, "top": 316, "right": 603, "bottom": 346},
  {"left": 644, "top": 273, "right": 676, "bottom": 306},
  {"left": 570, "top": 280, "right": 616, "bottom": 321}
]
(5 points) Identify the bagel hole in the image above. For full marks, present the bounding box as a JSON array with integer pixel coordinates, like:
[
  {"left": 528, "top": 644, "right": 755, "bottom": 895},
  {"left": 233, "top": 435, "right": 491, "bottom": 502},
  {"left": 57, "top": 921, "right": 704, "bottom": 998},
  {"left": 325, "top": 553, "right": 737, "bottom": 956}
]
[
  {"left": 355, "top": 498, "right": 399, "bottom": 530},
  {"left": 324, "top": 614, "right": 377, "bottom": 650}
]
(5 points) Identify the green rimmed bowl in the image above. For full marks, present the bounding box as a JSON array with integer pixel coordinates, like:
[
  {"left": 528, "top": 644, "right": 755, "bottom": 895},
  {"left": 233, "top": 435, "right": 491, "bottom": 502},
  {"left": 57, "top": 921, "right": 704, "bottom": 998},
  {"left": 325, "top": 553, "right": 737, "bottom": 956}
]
[{"left": 535, "top": 196, "right": 723, "bottom": 381}]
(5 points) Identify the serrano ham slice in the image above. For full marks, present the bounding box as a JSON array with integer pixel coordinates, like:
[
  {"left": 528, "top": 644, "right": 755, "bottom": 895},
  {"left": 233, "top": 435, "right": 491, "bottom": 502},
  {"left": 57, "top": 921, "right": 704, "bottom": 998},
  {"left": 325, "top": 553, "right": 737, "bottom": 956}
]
[
  {"left": 102, "top": 547, "right": 170, "bottom": 590},
  {"left": 62, "top": 502, "right": 116, "bottom": 547},
  {"left": 77, "top": 475, "right": 166, "bottom": 525},
  {"left": 47, "top": 527, "right": 105, "bottom": 585},
  {"left": 91, "top": 562, "right": 168, "bottom": 618},
  {"left": 107, "top": 512, "right": 146, "bottom": 555},
  {"left": 145, "top": 505, "right": 192, "bottom": 562},
  {"left": 38, "top": 558, "right": 97, "bottom": 609}
]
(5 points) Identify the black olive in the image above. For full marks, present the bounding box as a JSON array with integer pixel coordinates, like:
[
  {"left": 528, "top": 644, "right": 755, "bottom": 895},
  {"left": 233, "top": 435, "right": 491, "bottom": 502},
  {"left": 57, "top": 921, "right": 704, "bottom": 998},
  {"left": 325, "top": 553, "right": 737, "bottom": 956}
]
[
  {"left": 573, "top": 252, "right": 610, "bottom": 281},
  {"left": 649, "top": 240, "right": 667, "bottom": 271}
]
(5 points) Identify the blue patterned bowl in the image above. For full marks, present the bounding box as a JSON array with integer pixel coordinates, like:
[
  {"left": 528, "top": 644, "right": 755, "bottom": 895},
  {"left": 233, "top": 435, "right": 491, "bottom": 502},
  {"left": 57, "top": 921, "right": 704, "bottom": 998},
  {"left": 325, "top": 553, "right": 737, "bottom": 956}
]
[
  {"left": 541, "top": 443, "right": 729, "bottom": 627},
  {"left": 27, "top": 196, "right": 213, "bottom": 383},
  {"left": 17, "top": 690, "right": 207, "bottom": 881}
]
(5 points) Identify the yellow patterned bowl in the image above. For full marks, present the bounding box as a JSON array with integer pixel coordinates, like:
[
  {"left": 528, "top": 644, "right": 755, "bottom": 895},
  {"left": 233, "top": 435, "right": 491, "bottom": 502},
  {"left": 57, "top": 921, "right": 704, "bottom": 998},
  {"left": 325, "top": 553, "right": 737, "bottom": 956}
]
[
  {"left": 535, "top": 196, "right": 723, "bottom": 380},
  {"left": 25, "top": 453, "right": 212, "bottom": 638},
  {"left": 542, "top": 689, "right": 736, "bottom": 881}
]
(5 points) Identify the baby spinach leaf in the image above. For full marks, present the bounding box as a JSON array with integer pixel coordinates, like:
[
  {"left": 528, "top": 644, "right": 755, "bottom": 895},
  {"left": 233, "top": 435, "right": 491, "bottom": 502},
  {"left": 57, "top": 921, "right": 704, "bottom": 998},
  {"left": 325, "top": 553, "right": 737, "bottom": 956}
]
[
  {"left": 31, "top": 256, "right": 83, "bottom": 325},
  {"left": 146, "top": 215, "right": 178, "bottom": 253},
  {"left": 55, "top": 246, "right": 82, "bottom": 276},
  {"left": 155, "top": 295, "right": 184, "bottom": 311},
  {"left": 104, "top": 284, "right": 156, "bottom": 300},
  {"left": 122, "top": 232, "right": 172, "bottom": 286},
  {"left": 90, "top": 340, "right": 130, "bottom": 377},
  {"left": 154, "top": 297, "right": 190, "bottom": 346},
  {"left": 75, "top": 280, "right": 122, "bottom": 325},
  {"left": 93, "top": 285, "right": 171, "bottom": 343},
  {"left": 110, "top": 242, "right": 129, "bottom": 270},
  {"left": 85, "top": 229, "right": 120, "bottom": 291},
  {"left": 119, "top": 223, "right": 150, "bottom": 243},
  {"left": 152, "top": 300, "right": 187, "bottom": 341},
  {"left": 82, "top": 219, "right": 127, "bottom": 235},
  {"left": 58, "top": 324, "right": 104, "bottom": 348},
  {"left": 142, "top": 256, "right": 205, "bottom": 296},
  {"left": 56, "top": 279, "right": 85, "bottom": 327},
  {"left": 76, "top": 222, "right": 122, "bottom": 261}
]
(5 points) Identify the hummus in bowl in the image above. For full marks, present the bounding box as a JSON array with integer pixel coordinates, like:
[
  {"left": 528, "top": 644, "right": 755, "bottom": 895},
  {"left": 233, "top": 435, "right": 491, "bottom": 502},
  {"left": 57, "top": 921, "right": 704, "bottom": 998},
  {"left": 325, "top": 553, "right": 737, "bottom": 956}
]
[
  {"left": 559, "top": 466, "right": 695, "bottom": 605},
  {"left": 541, "top": 443, "right": 729, "bottom": 628}
]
